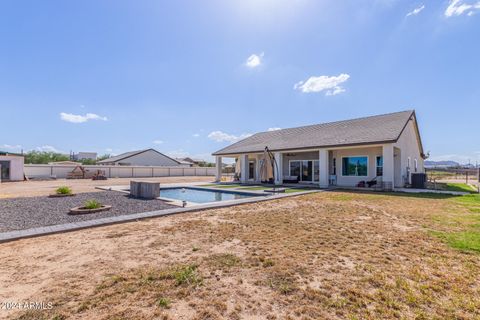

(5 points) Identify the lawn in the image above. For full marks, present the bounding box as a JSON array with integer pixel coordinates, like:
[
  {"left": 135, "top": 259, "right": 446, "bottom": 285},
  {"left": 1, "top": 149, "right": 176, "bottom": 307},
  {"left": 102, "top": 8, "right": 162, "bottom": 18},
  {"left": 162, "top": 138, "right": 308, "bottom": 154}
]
[
  {"left": 2, "top": 191, "right": 480, "bottom": 319},
  {"left": 199, "top": 184, "right": 242, "bottom": 189},
  {"left": 438, "top": 182, "right": 478, "bottom": 193}
]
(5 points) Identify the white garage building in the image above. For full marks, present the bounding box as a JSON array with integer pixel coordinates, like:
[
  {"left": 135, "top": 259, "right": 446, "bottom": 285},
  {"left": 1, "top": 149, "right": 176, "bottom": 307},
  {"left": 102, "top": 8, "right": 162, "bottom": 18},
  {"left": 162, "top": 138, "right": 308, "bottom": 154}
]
[{"left": 0, "top": 151, "right": 25, "bottom": 182}]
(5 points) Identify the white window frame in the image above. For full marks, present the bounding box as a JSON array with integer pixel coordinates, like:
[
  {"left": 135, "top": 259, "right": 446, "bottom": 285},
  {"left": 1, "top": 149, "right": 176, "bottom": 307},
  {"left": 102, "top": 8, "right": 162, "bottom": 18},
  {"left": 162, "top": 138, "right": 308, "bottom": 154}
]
[
  {"left": 376, "top": 156, "right": 383, "bottom": 177},
  {"left": 414, "top": 159, "right": 418, "bottom": 173},
  {"left": 248, "top": 160, "right": 256, "bottom": 181},
  {"left": 341, "top": 155, "right": 369, "bottom": 177}
]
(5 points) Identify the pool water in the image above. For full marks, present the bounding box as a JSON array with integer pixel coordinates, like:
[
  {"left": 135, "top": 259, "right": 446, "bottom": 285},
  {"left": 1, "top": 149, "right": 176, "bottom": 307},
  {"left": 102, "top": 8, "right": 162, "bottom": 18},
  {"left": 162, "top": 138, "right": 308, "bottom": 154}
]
[{"left": 160, "top": 187, "right": 259, "bottom": 204}]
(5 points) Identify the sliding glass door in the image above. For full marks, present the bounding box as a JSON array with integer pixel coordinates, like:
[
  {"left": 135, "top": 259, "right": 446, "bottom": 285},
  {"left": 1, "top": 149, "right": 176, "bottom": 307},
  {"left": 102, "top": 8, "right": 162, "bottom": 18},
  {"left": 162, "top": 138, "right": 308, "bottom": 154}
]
[{"left": 290, "top": 160, "right": 319, "bottom": 183}]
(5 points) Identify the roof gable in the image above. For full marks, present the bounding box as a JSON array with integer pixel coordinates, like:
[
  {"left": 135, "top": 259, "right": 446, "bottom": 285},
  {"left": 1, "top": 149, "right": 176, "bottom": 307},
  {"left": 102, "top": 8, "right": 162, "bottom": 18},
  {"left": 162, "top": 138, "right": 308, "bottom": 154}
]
[
  {"left": 213, "top": 110, "right": 417, "bottom": 155},
  {"left": 98, "top": 149, "right": 180, "bottom": 164}
]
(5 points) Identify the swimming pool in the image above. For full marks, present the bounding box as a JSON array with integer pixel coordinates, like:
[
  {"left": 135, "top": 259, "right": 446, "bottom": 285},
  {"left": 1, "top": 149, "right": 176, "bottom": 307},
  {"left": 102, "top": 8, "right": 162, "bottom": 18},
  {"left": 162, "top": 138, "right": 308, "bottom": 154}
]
[{"left": 160, "top": 187, "right": 261, "bottom": 204}]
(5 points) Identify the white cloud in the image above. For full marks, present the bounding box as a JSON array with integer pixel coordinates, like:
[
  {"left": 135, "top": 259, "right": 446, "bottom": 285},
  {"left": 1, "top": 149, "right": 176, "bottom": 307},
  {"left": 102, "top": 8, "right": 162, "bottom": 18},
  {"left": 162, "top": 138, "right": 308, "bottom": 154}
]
[
  {"left": 267, "top": 127, "right": 282, "bottom": 131},
  {"left": 245, "top": 52, "right": 264, "bottom": 68},
  {"left": 105, "top": 148, "right": 113, "bottom": 152},
  {"left": 60, "top": 112, "right": 108, "bottom": 123},
  {"left": 207, "top": 131, "right": 252, "bottom": 143},
  {"left": 193, "top": 133, "right": 200, "bottom": 138},
  {"left": 406, "top": 4, "right": 425, "bottom": 17},
  {"left": 36, "top": 145, "right": 62, "bottom": 153},
  {"left": 294, "top": 73, "right": 350, "bottom": 96},
  {"left": 153, "top": 140, "right": 164, "bottom": 145},
  {"left": 445, "top": 0, "right": 480, "bottom": 17},
  {"left": 1, "top": 144, "right": 22, "bottom": 150}
]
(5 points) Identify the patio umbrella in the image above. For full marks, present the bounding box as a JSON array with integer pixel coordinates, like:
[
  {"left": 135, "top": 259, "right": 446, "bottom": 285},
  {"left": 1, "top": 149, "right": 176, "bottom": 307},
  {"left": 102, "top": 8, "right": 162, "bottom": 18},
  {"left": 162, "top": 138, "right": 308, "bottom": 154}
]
[{"left": 260, "top": 148, "right": 274, "bottom": 183}]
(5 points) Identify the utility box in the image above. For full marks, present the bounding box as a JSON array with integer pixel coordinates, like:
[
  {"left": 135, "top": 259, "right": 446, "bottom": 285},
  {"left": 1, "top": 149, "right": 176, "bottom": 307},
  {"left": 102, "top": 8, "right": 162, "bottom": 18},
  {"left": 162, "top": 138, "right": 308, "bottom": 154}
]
[
  {"left": 411, "top": 173, "right": 427, "bottom": 189},
  {"left": 130, "top": 181, "right": 160, "bottom": 199}
]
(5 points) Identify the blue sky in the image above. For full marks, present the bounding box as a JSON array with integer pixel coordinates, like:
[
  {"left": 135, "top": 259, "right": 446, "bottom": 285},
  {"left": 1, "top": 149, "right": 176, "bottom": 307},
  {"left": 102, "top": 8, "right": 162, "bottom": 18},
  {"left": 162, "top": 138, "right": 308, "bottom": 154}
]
[{"left": 1, "top": 0, "right": 479, "bottom": 164}]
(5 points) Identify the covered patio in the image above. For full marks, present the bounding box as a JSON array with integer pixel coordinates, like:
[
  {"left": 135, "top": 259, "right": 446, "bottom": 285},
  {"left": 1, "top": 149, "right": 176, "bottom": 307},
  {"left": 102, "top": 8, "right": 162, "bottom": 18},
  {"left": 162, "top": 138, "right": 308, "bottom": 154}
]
[{"left": 215, "top": 144, "right": 402, "bottom": 190}]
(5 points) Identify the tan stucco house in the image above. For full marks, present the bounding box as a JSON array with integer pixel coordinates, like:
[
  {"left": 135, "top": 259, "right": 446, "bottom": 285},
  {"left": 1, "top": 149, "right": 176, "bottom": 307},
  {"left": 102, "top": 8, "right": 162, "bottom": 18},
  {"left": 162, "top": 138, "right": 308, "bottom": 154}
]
[
  {"left": 0, "top": 151, "right": 25, "bottom": 182},
  {"left": 212, "top": 110, "right": 426, "bottom": 189}
]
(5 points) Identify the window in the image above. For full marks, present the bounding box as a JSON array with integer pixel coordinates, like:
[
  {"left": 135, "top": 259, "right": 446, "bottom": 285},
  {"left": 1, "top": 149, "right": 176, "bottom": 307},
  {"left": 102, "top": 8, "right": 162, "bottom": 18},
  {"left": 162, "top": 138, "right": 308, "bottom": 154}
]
[
  {"left": 414, "top": 159, "right": 418, "bottom": 172},
  {"left": 342, "top": 156, "right": 368, "bottom": 176},
  {"left": 289, "top": 161, "right": 301, "bottom": 177},
  {"left": 376, "top": 156, "right": 383, "bottom": 176},
  {"left": 248, "top": 161, "right": 255, "bottom": 180},
  {"left": 333, "top": 158, "right": 337, "bottom": 175},
  {"left": 314, "top": 160, "right": 319, "bottom": 182}
]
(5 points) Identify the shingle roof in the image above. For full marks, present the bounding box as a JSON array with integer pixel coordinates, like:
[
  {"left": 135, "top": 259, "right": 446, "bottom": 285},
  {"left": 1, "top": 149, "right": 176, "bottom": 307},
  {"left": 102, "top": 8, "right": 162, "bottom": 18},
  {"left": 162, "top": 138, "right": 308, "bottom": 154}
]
[
  {"left": 213, "top": 110, "right": 419, "bottom": 156},
  {"left": 97, "top": 149, "right": 180, "bottom": 164}
]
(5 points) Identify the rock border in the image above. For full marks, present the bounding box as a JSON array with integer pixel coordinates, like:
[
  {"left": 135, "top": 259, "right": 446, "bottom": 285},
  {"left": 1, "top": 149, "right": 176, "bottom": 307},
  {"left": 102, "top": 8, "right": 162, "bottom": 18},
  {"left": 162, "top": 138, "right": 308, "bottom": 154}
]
[
  {"left": 48, "top": 193, "right": 76, "bottom": 198},
  {"left": 69, "top": 205, "right": 112, "bottom": 215}
]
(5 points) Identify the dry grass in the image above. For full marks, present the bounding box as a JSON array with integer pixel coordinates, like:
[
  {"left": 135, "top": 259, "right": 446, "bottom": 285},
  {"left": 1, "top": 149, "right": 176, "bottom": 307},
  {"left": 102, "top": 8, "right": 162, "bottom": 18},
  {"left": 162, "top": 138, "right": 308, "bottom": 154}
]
[{"left": 1, "top": 191, "right": 480, "bottom": 319}]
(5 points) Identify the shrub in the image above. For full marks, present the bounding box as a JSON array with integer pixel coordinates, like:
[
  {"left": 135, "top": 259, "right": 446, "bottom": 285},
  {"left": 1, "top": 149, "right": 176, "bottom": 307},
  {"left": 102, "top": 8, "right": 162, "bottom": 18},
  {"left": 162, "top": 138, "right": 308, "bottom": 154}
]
[
  {"left": 56, "top": 186, "right": 72, "bottom": 195},
  {"left": 156, "top": 297, "right": 170, "bottom": 309},
  {"left": 84, "top": 200, "right": 102, "bottom": 209}
]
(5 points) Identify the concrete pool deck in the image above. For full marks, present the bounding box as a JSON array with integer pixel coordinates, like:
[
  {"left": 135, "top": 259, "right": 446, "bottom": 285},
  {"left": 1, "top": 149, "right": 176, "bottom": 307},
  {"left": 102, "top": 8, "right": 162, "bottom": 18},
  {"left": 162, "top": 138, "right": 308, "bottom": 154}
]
[{"left": 0, "top": 183, "right": 320, "bottom": 243}]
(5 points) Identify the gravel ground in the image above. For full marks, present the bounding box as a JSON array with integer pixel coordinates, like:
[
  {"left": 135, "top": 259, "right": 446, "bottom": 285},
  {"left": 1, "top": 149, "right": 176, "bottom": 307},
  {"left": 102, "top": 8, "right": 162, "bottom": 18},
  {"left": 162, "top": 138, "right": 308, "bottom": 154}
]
[{"left": 0, "top": 191, "right": 176, "bottom": 232}]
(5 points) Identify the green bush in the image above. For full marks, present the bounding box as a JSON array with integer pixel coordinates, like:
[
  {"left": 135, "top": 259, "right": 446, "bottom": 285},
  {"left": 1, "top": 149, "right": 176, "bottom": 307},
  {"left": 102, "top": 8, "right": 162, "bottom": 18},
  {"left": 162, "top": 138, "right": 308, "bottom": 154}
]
[
  {"left": 84, "top": 200, "right": 102, "bottom": 209},
  {"left": 56, "top": 186, "right": 72, "bottom": 195}
]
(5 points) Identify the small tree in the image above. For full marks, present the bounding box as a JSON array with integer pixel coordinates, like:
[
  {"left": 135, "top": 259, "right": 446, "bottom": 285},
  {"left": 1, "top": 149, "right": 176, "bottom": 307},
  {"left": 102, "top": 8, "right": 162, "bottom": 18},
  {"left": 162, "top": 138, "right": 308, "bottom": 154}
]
[{"left": 24, "top": 151, "right": 69, "bottom": 164}]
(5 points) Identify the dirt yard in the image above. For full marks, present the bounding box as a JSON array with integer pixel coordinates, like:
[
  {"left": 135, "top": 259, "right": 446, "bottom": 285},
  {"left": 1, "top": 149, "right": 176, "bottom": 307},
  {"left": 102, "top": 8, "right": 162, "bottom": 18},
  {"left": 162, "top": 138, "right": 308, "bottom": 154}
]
[
  {"left": 0, "top": 176, "right": 213, "bottom": 199},
  {"left": 1, "top": 191, "right": 479, "bottom": 319}
]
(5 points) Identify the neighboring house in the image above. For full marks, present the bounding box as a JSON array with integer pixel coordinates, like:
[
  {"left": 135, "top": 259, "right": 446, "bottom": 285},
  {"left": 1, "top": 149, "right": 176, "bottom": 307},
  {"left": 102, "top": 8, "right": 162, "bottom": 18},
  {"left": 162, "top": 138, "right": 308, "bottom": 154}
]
[
  {"left": 73, "top": 152, "right": 97, "bottom": 161},
  {"left": 175, "top": 157, "right": 207, "bottom": 167},
  {"left": 212, "top": 110, "right": 426, "bottom": 189},
  {"left": 97, "top": 149, "right": 183, "bottom": 166},
  {"left": 0, "top": 151, "right": 25, "bottom": 182},
  {"left": 175, "top": 158, "right": 194, "bottom": 167}
]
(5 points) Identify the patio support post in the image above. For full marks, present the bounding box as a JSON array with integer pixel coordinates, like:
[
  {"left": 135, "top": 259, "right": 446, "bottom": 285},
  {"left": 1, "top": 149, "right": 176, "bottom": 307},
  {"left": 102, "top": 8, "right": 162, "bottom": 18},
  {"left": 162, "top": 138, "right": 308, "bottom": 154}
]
[
  {"left": 274, "top": 152, "right": 283, "bottom": 185},
  {"left": 240, "top": 154, "right": 249, "bottom": 183},
  {"left": 319, "top": 149, "right": 329, "bottom": 188},
  {"left": 255, "top": 154, "right": 261, "bottom": 183},
  {"left": 215, "top": 156, "right": 222, "bottom": 182},
  {"left": 383, "top": 144, "right": 395, "bottom": 190}
]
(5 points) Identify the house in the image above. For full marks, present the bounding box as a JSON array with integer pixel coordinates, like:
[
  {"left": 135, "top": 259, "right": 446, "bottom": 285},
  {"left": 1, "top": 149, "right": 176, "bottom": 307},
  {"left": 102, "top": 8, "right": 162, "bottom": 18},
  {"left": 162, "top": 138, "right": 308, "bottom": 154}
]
[
  {"left": 72, "top": 152, "right": 97, "bottom": 161},
  {"left": 212, "top": 110, "right": 426, "bottom": 189},
  {"left": 0, "top": 151, "right": 25, "bottom": 182},
  {"left": 175, "top": 157, "right": 207, "bottom": 167},
  {"left": 175, "top": 158, "right": 194, "bottom": 167},
  {"left": 97, "top": 149, "right": 184, "bottom": 166}
]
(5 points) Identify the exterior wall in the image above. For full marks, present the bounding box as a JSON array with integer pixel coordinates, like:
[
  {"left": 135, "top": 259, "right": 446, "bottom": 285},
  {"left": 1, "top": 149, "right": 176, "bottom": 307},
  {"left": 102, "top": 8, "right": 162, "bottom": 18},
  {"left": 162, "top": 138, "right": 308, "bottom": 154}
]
[
  {"left": 330, "top": 146, "right": 383, "bottom": 187},
  {"left": 0, "top": 156, "right": 24, "bottom": 181},
  {"left": 24, "top": 165, "right": 216, "bottom": 179},
  {"left": 393, "top": 119, "right": 424, "bottom": 185},
  {"left": 112, "top": 150, "right": 181, "bottom": 166}
]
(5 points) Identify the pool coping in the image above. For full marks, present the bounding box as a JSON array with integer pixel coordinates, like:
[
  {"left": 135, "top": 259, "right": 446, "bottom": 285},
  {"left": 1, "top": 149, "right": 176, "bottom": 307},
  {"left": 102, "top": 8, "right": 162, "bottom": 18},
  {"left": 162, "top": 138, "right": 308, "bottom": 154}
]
[{"left": 0, "top": 188, "right": 320, "bottom": 244}]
